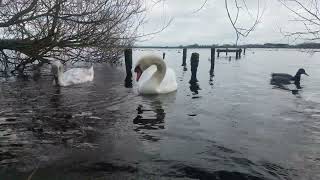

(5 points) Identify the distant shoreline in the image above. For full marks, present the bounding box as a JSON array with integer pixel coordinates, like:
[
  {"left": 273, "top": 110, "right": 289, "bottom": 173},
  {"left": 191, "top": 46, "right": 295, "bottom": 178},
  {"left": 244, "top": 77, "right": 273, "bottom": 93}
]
[
  {"left": 133, "top": 43, "right": 320, "bottom": 49},
  {"left": 133, "top": 46, "right": 320, "bottom": 49}
]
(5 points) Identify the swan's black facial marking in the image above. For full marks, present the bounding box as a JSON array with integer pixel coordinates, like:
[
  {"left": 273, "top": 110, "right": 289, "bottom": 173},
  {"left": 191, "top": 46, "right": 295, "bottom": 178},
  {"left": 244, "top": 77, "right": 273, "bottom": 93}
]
[
  {"left": 134, "top": 66, "right": 142, "bottom": 81},
  {"left": 134, "top": 66, "right": 140, "bottom": 73}
]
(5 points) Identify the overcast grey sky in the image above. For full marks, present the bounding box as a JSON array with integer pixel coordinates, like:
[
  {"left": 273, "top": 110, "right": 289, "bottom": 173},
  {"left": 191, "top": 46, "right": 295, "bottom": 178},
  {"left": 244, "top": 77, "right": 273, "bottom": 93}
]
[{"left": 137, "top": 0, "right": 308, "bottom": 46}]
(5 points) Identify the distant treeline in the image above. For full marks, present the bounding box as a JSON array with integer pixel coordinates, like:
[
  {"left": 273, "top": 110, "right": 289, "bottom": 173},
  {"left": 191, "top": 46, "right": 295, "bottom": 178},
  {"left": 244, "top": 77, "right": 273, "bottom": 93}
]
[{"left": 135, "top": 43, "right": 320, "bottom": 49}]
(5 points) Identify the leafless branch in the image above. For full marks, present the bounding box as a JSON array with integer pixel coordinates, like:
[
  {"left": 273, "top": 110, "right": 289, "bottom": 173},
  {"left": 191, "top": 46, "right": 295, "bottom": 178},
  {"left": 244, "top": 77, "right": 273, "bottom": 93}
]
[
  {"left": 278, "top": 0, "right": 320, "bottom": 41},
  {"left": 225, "top": 0, "right": 264, "bottom": 45},
  {"left": 0, "top": 0, "right": 147, "bottom": 75},
  {"left": 191, "top": 0, "right": 208, "bottom": 14}
]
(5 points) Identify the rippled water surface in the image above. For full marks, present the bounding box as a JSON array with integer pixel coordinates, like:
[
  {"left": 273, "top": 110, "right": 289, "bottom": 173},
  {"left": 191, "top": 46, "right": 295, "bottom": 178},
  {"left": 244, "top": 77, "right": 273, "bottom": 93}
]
[{"left": 1, "top": 48, "right": 320, "bottom": 180}]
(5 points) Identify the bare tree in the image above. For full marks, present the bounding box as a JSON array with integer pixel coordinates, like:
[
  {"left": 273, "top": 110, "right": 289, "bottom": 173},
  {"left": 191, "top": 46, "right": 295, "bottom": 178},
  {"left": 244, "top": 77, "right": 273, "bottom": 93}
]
[
  {"left": 225, "top": 0, "right": 264, "bottom": 45},
  {"left": 0, "top": 0, "right": 145, "bottom": 75},
  {"left": 278, "top": 0, "right": 320, "bottom": 41}
]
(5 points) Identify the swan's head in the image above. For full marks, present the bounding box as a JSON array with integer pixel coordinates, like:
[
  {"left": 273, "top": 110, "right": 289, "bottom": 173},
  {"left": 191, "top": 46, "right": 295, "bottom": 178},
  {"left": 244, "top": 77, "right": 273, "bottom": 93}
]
[{"left": 134, "top": 55, "right": 163, "bottom": 82}]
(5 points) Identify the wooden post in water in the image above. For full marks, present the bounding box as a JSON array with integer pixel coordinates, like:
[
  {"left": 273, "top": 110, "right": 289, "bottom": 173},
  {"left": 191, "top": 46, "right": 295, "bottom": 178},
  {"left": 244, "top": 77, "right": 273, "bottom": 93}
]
[
  {"left": 190, "top": 53, "right": 199, "bottom": 83},
  {"left": 210, "top": 48, "right": 215, "bottom": 76},
  {"left": 235, "top": 51, "right": 239, "bottom": 59},
  {"left": 163, "top": 52, "right": 166, "bottom": 59},
  {"left": 243, "top": 48, "right": 246, "bottom": 55},
  {"left": 226, "top": 48, "right": 228, "bottom": 56},
  {"left": 239, "top": 49, "right": 242, "bottom": 58},
  {"left": 124, "top": 48, "right": 132, "bottom": 88},
  {"left": 182, "top": 48, "right": 187, "bottom": 66}
]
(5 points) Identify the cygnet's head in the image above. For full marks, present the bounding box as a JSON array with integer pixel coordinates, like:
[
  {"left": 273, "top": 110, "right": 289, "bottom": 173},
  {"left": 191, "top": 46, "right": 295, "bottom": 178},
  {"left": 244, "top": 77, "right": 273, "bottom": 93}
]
[{"left": 134, "top": 55, "right": 162, "bottom": 81}]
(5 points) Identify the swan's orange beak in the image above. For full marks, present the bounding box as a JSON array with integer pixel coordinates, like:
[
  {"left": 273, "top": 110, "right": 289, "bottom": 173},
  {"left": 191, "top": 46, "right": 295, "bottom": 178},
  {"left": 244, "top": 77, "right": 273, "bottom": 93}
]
[{"left": 134, "top": 66, "right": 142, "bottom": 82}]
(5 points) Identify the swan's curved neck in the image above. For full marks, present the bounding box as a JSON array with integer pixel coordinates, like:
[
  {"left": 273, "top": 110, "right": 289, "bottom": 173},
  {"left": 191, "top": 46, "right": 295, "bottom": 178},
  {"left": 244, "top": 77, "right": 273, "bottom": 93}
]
[{"left": 151, "top": 59, "right": 166, "bottom": 86}]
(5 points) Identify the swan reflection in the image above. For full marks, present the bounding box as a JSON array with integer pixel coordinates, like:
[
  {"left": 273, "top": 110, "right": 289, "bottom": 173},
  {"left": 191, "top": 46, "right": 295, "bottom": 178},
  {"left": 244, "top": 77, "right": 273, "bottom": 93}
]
[
  {"left": 133, "top": 102, "right": 165, "bottom": 142},
  {"left": 133, "top": 102, "right": 165, "bottom": 131},
  {"left": 133, "top": 94, "right": 176, "bottom": 141}
]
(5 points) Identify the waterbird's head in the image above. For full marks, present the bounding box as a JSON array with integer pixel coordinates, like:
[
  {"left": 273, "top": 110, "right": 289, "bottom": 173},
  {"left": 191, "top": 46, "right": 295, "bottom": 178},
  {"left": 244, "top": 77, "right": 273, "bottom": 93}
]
[
  {"left": 134, "top": 55, "right": 163, "bottom": 82},
  {"left": 297, "top": 68, "right": 309, "bottom": 76}
]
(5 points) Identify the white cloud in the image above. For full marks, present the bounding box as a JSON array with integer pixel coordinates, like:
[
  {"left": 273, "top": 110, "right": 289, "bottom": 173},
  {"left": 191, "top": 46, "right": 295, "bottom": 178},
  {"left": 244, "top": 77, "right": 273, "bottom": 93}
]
[{"left": 137, "top": 0, "right": 310, "bottom": 46}]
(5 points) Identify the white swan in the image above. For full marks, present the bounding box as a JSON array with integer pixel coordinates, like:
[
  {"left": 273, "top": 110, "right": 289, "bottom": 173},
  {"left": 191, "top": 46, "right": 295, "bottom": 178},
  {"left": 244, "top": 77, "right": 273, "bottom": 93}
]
[
  {"left": 134, "top": 55, "right": 177, "bottom": 94},
  {"left": 51, "top": 61, "right": 94, "bottom": 86}
]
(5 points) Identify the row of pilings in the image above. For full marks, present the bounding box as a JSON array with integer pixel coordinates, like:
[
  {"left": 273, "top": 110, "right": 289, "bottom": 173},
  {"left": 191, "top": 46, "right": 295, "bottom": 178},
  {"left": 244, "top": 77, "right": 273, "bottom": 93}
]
[{"left": 123, "top": 47, "right": 246, "bottom": 88}]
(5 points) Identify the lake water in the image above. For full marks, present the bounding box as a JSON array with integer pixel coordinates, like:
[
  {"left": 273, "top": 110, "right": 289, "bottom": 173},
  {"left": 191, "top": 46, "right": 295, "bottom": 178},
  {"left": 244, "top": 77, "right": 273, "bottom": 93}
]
[{"left": 0, "top": 48, "right": 320, "bottom": 180}]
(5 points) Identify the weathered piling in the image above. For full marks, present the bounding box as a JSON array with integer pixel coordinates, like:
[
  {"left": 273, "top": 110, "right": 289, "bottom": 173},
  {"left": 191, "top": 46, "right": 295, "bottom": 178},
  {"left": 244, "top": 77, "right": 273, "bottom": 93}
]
[
  {"left": 239, "top": 49, "right": 242, "bottom": 58},
  {"left": 124, "top": 48, "right": 132, "bottom": 88},
  {"left": 190, "top": 52, "right": 199, "bottom": 83},
  {"left": 163, "top": 52, "right": 166, "bottom": 59},
  {"left": 243, "top": 48, "right": 246, "bottom": 55},
  {"left": 210, "top": 48, "right": 215, "bottom": 76},
  {"left": 182, "top": 48, "right": 187, "bottom": 66}
]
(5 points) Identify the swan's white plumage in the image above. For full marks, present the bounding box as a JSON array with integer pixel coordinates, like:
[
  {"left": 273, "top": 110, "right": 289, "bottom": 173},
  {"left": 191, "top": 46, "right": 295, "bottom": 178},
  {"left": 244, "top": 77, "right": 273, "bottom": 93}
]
[
  {"left": 135, "top": 55, "right": 177, "bottom": 94},
  {"left": 51, "top": 61, "right": 94, "bottom": 86}
]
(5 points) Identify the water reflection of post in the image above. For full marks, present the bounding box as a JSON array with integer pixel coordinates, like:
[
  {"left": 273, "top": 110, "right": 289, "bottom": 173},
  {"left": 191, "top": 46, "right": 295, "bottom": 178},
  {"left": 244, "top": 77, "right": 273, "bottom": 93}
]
[
  {"left": 189, "top": 53, "right": 201, "bottom": 94},
  {"left": 124, "top": 49, "right": 133, "bottom": 88},
  {"left": 209, "top": 73, "right": 214, "bottom": 86},
  {"left": 183, "top": 65, "right": 187, "bottom": 72}
]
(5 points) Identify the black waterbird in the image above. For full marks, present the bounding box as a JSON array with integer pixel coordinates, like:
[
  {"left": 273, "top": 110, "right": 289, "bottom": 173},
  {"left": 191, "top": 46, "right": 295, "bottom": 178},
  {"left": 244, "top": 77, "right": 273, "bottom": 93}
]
[
  {"left": 271, "top": 68, "right": 308, "bottom": 85},
  {"left": 270, "top": 68, "right": 308, "bottom": 94}
]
